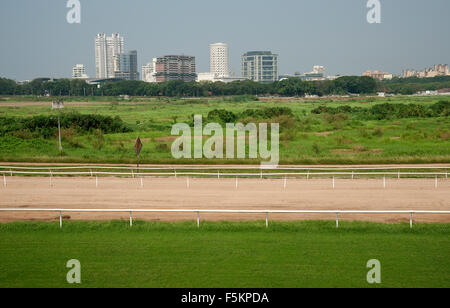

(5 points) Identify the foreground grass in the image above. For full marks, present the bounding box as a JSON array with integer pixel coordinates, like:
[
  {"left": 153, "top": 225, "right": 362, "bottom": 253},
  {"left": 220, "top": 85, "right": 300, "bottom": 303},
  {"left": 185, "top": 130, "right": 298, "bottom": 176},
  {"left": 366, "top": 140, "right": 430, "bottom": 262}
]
[{"left": 0, "top": 220, "right": 449, "bottom": 288}]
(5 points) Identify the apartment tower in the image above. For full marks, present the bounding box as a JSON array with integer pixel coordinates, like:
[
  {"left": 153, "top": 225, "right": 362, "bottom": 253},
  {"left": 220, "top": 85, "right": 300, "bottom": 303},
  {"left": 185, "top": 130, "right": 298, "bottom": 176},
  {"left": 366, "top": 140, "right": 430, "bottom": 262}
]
[{"left": 95, "top": 33, "right": 125, "bottom": 79}]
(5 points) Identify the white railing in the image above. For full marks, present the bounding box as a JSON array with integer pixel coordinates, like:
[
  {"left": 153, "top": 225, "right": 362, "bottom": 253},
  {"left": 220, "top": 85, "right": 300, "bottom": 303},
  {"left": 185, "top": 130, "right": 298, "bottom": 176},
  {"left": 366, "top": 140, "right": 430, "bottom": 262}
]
[
  {"left": 1, "top": 165, "right": 449, "bottom": 171},
  {"left": 0, "top": 208, "right": 449, "bottom": 229}
]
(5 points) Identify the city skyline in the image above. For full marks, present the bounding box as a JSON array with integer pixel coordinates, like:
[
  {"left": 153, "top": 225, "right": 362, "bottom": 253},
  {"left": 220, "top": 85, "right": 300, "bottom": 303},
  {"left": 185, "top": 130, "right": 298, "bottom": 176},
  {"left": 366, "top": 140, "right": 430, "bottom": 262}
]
[{"left": 1, "top": 0, "right": 449, "bottom": 81}]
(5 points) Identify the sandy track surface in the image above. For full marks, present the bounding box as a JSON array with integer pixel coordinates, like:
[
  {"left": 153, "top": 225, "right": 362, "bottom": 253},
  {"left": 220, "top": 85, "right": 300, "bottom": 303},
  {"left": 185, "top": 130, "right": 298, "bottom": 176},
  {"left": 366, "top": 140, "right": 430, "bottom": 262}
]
[{"left": 0, "top": 176, "right": 449, "bottom": 224}]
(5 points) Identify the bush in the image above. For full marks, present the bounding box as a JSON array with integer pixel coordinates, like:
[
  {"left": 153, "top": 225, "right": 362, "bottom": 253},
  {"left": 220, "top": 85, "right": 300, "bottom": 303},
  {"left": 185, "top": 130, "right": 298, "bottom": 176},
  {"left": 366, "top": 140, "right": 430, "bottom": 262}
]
[
  {"left": 90, "top": 129, "right": 105, "bottom": 150},
  {"left": 311, "top": 101, "right": 449, "bottom": 120},
  {"left": 0, "top": 112, "right": 132, "bottom": 138}
]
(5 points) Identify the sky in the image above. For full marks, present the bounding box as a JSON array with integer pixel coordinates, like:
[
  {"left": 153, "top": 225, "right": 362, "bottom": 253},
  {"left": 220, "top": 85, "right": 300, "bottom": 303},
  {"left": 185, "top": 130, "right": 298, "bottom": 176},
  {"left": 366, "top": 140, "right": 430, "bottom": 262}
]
[{"left": 0, "top": 0, "right": 449, "bottom": 81}]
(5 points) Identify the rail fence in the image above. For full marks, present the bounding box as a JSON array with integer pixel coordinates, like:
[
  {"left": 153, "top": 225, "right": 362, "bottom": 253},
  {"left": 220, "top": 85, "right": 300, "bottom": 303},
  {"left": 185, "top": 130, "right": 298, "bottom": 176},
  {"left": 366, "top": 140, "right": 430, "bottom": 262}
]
[
  {"left": 1, "top": 165, "right": 449, "bottom": 179},
  {"left": 1, "top": 165, "right": 449, "bottom": 189},
  {"left": 0, "top": 208, "right": 449, "bottom": 229}
]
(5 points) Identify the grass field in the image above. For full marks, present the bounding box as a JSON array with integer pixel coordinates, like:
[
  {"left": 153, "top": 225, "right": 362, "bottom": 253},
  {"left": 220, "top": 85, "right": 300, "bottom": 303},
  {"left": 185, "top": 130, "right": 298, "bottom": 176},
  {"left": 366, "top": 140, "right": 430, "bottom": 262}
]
[
  {"left": 0, "top": 220, "right": 449, "bottom": 288},
  {"left": 0, "top": 95, "right": 449, "bottom": 164}
]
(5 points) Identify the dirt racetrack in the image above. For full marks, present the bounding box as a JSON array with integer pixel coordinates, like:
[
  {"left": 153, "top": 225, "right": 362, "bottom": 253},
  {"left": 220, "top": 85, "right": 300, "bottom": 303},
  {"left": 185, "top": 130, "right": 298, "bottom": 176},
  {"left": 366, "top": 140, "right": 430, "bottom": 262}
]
[{"left": 0, "top": 176, "right": 449, "bottom": 223}]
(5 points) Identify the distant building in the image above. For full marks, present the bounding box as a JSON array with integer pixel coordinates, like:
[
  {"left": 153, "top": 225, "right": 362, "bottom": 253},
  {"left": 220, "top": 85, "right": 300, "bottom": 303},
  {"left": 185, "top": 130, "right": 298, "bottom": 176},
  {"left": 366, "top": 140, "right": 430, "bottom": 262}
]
[
  {"left": 210, "top": 43, "right": 229, "bottom": 78},
  {"left": 197, "top": 43, "right": 247, "bottom": 83},
  {"left": 402, "top": 64, "right": 449, "bottom": 78},
  {"left": 362, "top": 70, "right": 393, "bottom": 80},
  {"left": 153, "top": 55, "right": 197, "bottom": 83},
  {"left": 142, "top": 60, "right": 156, "bottom": 83},
  {"left": 295, "top": 66, "right": 326, "bottom": 81},
  {"left": 242, "top": 51, "right": 278, "bottom": 83},
  {"left": 114, "top": 50, "right": 139, "bottom": 81},
  {"left": 196, "top": 72, "right": 247, "bottom": 83},
  {"left": 95, "top": 33, "right": 125, "bottom": 79},
  {"left": 72, "top": 64, "right": 88, "bottom": 79}
]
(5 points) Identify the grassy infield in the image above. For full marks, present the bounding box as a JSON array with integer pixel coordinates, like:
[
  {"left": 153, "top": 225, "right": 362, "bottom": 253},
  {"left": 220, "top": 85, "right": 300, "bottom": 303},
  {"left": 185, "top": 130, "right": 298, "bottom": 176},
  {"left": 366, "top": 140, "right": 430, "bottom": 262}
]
[
  {"left": 0, "top": 95, "right": 449, "bottom": 164},
  {"left": 0, "top": 95, "right": 449, "bottom": 288}
]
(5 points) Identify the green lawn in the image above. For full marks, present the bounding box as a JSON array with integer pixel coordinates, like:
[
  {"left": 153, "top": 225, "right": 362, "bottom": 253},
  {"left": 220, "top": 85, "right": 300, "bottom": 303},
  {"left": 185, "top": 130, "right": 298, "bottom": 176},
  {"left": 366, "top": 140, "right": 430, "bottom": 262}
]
[{"left": 0, "top": 221, "right": 449, "bottom": 288}]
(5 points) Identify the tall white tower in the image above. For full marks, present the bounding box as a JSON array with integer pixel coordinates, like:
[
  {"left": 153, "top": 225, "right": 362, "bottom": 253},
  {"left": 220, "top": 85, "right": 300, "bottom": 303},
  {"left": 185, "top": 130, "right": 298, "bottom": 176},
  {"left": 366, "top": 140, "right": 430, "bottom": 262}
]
[
  {"left": 210, "top": 43, "right": 229, "bottom": 78},
  {"left": 95, "top": 33, "right": 124, "bottom": 78}
]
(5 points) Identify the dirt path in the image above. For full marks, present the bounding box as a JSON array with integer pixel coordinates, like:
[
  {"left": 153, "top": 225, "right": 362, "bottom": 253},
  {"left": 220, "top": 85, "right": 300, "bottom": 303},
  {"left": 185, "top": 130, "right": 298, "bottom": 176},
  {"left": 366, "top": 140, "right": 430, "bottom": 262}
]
[
  {"left": 0, "top": 101, "right": 151, "bottom": 107},
  {"left": 0, "top": 177, "right": 449, "bottom": 223}
]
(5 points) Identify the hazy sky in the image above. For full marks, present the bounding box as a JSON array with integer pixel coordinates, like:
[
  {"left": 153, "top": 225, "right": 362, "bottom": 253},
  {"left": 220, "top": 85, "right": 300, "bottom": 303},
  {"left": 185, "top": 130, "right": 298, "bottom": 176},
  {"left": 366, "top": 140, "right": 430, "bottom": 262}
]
[{"left": 1, "top": 0, "right": 449, "bottom": 81}]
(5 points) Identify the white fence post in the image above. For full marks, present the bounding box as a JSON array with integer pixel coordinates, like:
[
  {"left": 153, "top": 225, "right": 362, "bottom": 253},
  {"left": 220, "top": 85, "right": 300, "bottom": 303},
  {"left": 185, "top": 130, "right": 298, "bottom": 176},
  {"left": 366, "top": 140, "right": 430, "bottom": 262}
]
[
  {"left": 266, "top": 212, "right": 269, "bottom": 228},
  {"left": 3, "top": 173, "right": 6, "bottom": 188},
  {"left": 235, "top": 177, "right": 238, "bottom": 189},
  {"left": 284, "top": 175, "right": 287, "bottom": 190},
  {"left": 96, "top": 175, "right": 98, "bottom": 188},
  {"left": 410, "top": 212, "right": 413, "bottom": 229},
  {"left": 332, "top": 177, "right": 335, "bottom": 189},
  {"left": 218, "top": 170, "right": 220, "bottom": 179},
  {"left": 130, "top": 211, "right": 133, "bottom": 227},
  {"left": 197, "top": 211, "right": 200, "bottom": 228},
  {"left": 336, "top": 213, "right": 339, "bottom": 228},
  {"left": 50, "top": 170, "right": 53, "bottom": 187},
  {"left": 383, "top": 176, "right": 386, "bottom": 189},
  {"left": 435, "top": 176, "right": 438, "bottom": 189},
  {"left": 140, "top": 177, "right": 144, "bottom": 188},
  {"left": 174, "top": 169, "right": 177, "bottom": 179},
  {"left": 187, "top": 176, "right": 190, "bottom": 189},
  {"left": 59, "top": 211, "right": 63, "bottom": 229}
]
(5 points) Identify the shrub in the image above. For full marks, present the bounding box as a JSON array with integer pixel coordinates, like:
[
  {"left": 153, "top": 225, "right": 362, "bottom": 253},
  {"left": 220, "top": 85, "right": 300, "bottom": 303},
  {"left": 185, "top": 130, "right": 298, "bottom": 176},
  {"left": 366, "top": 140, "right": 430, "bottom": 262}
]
[
  {"left": 372, "top": 127, "right": 384, "bottom": 137},
  {"left": 312, "top": 143, "right": 321, "bottom": 155},
  {"left": 90, "top": 129, "right": 105, "bottom": 150}
]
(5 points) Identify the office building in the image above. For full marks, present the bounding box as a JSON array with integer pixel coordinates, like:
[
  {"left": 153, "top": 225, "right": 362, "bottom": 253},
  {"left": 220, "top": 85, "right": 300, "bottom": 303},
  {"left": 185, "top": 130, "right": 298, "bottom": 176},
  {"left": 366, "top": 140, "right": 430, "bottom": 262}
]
[
  {"left": 142, "top": 60, "right": 156, "bottom": 83},
  {"left": 153, "top": 55, "right": 196, "bottom": 83},
  {"left": 210, "top": 43, "right": 229, "bottom": 78},
  {"left": 95, "top": 33, "right": 125, "bottom": 79},
  {"left": 241, "top": 51, "right": 278, "bottom": 83},
  {"left": 114, "top": 50, "right": 139, "bottom": 80},
  {"left": 72, "top": 64, "right": 88, "bottom": 79}
]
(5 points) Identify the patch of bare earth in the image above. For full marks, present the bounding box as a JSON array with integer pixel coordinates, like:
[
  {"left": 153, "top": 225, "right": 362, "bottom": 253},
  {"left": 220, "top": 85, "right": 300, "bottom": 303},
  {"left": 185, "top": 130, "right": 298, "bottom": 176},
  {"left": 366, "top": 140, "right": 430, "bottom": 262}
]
[{"left": 315, "top": 131, "right": 334, "bottom": 137}]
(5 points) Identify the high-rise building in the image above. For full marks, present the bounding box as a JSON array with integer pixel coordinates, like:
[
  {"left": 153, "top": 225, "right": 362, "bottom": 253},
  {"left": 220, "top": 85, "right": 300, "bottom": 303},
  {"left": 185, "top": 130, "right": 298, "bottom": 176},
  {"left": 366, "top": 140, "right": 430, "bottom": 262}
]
[
  {"left": 242, "top": 51, "right": 278, "bottom": 83},
  {"left": 72, "top": 64, "right": 88, "bottom": 79},
  {"left": 142, "top": 59, "right": 157, "bottom": 83},
  {"left": 95, "top": 33, "right": 124, "bottom": 79},
  {"left": 114, "top": 50, "right": 139, "bottom": 80},
  {"left": 210, "top": 43, "right": 229, "bottom": 78},
  {"left": 153, "top": 55, "right": 196, "bottom": 83}
]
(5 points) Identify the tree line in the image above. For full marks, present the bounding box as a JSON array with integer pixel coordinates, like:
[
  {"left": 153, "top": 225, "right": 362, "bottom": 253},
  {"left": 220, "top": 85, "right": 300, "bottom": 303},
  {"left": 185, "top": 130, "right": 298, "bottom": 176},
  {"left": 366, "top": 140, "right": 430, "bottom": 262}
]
[{"left": 1, "top": 75, "right": 449, "bottom": 97}]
